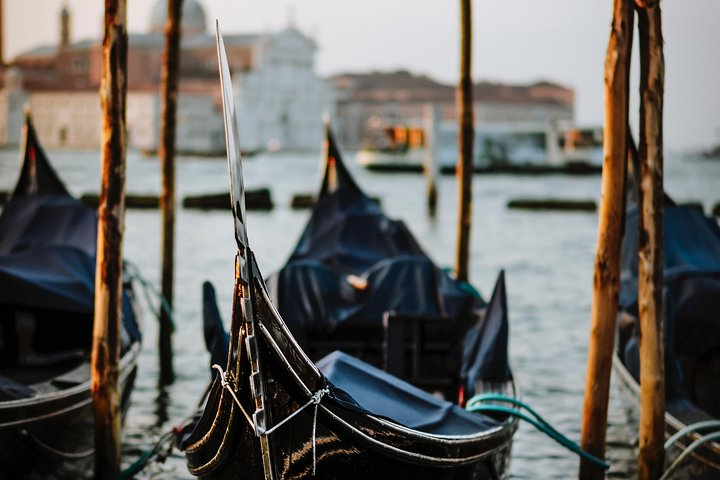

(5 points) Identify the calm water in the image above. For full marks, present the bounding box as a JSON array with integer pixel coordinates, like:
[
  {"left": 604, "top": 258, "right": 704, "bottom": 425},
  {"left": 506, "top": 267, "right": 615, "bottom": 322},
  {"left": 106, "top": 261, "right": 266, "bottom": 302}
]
[{"left": 1, "top": 146, "right": 718, "bottom": 478}]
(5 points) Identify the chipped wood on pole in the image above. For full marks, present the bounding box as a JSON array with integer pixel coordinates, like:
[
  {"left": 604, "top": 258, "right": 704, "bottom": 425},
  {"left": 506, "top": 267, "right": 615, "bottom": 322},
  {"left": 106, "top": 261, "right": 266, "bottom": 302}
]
[
  {"left": 91, "top": 0, "right": 127, "bottom": 478},
  {"left": 636, "top": 1, "right": 665, "bottom": 478},
  {"left": 158, "top": 0, "right": 183, "bottom": 385},
  {"left": 455, "top": 0, "right": 474, "bottom": 283},
  {"left": 579, "top": 0, "right": 634, "bottom": 478}
]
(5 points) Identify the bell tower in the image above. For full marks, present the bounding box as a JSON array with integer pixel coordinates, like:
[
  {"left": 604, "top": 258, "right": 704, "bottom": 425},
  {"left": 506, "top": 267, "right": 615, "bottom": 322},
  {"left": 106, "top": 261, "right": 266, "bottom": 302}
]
[{"left": 60, "top": 3, "right": 70, "bottom": 48}]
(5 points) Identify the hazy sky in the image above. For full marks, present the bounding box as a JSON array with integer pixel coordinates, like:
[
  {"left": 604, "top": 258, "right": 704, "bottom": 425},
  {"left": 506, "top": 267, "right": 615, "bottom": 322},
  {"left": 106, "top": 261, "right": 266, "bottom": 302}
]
[{"left": 5, "top": 1, "right": 720, "bottom": 150}]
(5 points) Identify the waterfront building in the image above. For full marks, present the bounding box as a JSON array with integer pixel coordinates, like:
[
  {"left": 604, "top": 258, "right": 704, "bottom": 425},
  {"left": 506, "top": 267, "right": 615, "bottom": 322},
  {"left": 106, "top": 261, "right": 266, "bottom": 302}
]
[
  {"left": 331, "top": 70, "right": 575, "bottom": 150},
  {"left": 0, "top": 0, "right": 333, "bottom": 153}
]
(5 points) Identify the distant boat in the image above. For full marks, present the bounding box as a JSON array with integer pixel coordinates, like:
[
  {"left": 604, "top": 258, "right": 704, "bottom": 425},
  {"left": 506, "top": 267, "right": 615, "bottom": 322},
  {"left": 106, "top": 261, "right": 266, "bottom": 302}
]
[
  {"left": 356, "top": 125, "right": 430, "bottom": 172},
  {"left": 179, "top": 28, "right": 518, "bottom": 480},
  {"left": 355, "top": 121, "right": 603, "bottom": 174},
  {"left": 0, "top": 114, "right": 142, "bottom": 479}
]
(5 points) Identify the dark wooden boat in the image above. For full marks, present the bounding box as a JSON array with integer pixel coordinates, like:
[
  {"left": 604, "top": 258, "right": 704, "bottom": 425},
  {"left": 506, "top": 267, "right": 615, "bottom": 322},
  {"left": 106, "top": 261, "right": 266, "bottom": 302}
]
[
  {"left": 613, "top": 144, "right": 720, "bottom": 479},
  {"left": 264, "top": 77, "right": 518, "bottom": 409},
  {"left": 0, "top": 114, "right": 142, "bottom": 479},
  {"left": 267, "top": 123, "right": 511, "bottom": 402},
  {"left": 179, "top": 27, "right": 518, "bottom": 480}
]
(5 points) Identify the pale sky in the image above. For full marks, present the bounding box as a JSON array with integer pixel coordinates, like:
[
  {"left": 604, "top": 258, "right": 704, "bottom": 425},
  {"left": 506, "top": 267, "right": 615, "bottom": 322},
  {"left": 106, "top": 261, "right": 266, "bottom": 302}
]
[{"left": 5, "top": 0, "right": 720, "bottom": 150}]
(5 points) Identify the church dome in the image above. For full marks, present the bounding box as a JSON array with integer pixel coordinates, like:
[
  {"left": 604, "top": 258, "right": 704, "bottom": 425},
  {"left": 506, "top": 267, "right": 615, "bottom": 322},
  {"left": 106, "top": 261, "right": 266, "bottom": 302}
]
[{"left": 150, "top": 0, "right": 207, "bottom": 35}]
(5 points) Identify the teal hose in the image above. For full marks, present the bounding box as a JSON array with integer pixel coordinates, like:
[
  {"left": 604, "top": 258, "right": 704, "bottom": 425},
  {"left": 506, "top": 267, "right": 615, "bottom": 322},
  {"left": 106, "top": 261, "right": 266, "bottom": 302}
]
[
  {"left": 664, "top": 419, "right": 720, "bottom": 450},
  {"left": 118, "top": 449, "right": 154, "bottom": 480},
  {"left": 466, "top": 394, "right": 609, "bottom": 470}
]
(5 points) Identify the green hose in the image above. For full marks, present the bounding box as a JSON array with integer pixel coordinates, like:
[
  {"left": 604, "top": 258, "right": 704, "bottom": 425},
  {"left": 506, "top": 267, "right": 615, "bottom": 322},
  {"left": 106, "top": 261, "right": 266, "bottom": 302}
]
[{"left": 466, "top": 393, "right": 609, "bottom": 470}]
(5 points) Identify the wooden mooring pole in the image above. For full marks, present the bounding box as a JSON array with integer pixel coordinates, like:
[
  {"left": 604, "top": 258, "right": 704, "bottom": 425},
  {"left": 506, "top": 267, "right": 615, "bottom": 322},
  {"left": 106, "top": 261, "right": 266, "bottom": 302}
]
[
  {"left": 456, "top": 0, "right": 474, "bottom": 283},
  {"left": 158, "top": 0, "right": 183, "bottom": 385},
  {"left": 91, "top": 0, "right": 127, "bottom": 478},
  {"left": 636, "top": 1, "right": 665, "bottom": 478},
  {"left": 579, "top": 0, "right": 634, "bottom": 478},
  {"left": 0, "top": 0, "right": 4, "bottom": 66},
  {"left": 423, "top": 104, "right": 439, "bottom": 217}
]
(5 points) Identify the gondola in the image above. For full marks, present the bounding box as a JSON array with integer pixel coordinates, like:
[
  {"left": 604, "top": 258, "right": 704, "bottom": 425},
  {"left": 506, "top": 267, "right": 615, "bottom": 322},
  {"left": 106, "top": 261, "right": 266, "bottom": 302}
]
[
  {"left": 266, "top": 122, "right": 505, "bottom": 403},
  {"left": 265, "top": 53, "right": 512, "bottom": 409},
  {"left": 613, "top": 143, "right": 720, "bottom": 478},
  {"left": 179, "top": 26, "right": 518, "bottom": 480},
  {"left": 0, "top": 114, "right": 142, "bottom": 479}
]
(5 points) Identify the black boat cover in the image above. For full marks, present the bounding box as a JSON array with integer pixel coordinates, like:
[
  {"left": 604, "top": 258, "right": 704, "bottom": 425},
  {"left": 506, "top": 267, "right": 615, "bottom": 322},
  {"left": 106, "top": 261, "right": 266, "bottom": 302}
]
[
  {"left": 620, "top": 205, "right": 720, "bottom": 310},
  {"left": 267, "top": 128, "right": 510, "bottom": 384},
  {"left": 198, "top": 279, "right": 503, "bottom": 435},
  {"left": 461, "top": 270, "right": 512, "bottom": 394},
  {"left": 619, "top": 205, "right": 720, "bottom": 411},
  {"left": 0, "top": 119, "right": 141, "bottom": 371},
  {"left": 202, "top": 281, "right": 230, "bottom": 369},
  {"left": 317, "top": 350, "right": 500, "bottom": 436}
]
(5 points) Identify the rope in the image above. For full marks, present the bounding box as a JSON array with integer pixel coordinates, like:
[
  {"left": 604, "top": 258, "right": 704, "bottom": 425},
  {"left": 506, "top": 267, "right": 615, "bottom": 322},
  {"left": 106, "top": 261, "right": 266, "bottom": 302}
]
[
  {"left": 659, "top": 431, "right": 720, "bottom": 480},
  {"left": 466, "top": 394, "right": 609, "bottom": 470},
  {"left": 211, "top": 364, "right": 329, "bottom": 476},
  {"left": 123, "top": 260, "right": 175, "bottom": 330},
  {"left": 118, "top": 430, "right": 176, "bottom": 480},
  {"left": 263, "top": 387, "right": 329, "bottom": 476},
  {"left": 212, "top": 364, "right": 255, "bottom": 429},
  {"left": 664, "top": 420, "right": 720, "bottom": 450},
  {"left": 20, "top": 429, "right": 94, "bottom": 459}
]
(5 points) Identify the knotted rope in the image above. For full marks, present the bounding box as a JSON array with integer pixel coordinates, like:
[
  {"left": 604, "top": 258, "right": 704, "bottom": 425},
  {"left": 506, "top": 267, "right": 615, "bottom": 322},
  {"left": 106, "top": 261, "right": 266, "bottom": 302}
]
[{"left": 212, "top": 363, "right": 329, "bottom": 476}]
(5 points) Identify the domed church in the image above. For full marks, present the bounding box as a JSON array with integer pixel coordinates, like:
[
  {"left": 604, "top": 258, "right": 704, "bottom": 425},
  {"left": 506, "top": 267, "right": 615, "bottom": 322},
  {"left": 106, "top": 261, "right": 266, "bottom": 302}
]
[{"left": 0, "top": 0, "right": 334, "bottom": 153}]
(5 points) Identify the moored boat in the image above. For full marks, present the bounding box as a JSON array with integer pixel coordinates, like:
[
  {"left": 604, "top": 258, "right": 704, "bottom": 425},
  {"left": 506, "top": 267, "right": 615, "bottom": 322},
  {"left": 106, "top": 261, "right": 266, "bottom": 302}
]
[
  {"left": 179, "top": 27, "right": 518, "bottom": 480},
  {"left": 0, "top": 114, "right": 142, "bottom": 479},
  {"left": 613, "top": 145, "right": 720, "bottom": 479},
  {"left": 356, "top": 120, "right": 602, "bottom": 174},
  {"left": 268, "top": 120, "right": 512, "bottom": 402}
]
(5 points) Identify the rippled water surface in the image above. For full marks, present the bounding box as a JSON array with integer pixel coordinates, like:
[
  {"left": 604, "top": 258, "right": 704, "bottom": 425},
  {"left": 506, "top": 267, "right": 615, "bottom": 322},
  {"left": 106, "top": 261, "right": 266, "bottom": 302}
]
[{"left": 1, "top": 146, "right": 718, "bottom": 478}]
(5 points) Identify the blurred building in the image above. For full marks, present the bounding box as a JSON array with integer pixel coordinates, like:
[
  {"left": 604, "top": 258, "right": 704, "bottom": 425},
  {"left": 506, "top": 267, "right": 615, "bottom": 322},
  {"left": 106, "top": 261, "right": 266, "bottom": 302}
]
[
  {"left": 330, "top": 70, "right": 574, "bottom": 149},
  {"left": 0, "top": 0, "right": 333, "bottom": 153}
]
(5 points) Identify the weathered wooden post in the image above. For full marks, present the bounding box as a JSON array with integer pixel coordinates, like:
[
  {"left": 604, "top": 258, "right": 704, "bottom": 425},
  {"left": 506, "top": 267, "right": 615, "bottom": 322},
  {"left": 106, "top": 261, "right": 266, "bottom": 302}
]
[
  {"left": 579, "top": 0, "right": 634, "bottom": 478},
  {"left": 423, "top": 104, "right": 439, "bottom": 217},
  {"left": 91, "top": 0, "right": 127, "bottom": 478},
  {"left": 0, "top": 0, "right": 4, "bottom": 66},
  {"left": 635, "top": 1, "right": 665, "bottom": 478},
  {"left": 456, "top": 0, "right": 474, "bottom": 283},
  {"left": 158, "top": 0, "right": 183, "bottom": 385}
]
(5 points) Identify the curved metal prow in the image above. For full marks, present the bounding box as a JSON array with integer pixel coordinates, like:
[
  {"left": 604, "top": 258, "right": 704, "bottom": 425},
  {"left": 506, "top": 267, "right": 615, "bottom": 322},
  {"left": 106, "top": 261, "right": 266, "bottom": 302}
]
[
  {"left": 215, "top": 24, "right": 271, "bottom": 474},
  {"left": 216, "top": 21, "right": 249, "bottom": 262}
]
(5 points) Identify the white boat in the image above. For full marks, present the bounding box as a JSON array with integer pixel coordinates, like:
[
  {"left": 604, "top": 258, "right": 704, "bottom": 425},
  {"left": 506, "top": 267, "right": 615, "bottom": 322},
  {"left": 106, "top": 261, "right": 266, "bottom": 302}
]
[
  {"left": 355, "top": 120, "right": 603, "bottom": 174},
  {"left": 554, "top": 126, "right": 604, "bottom": 168},
  {"left": 355, "top": 125, "right": 429, "bottom": 172}
]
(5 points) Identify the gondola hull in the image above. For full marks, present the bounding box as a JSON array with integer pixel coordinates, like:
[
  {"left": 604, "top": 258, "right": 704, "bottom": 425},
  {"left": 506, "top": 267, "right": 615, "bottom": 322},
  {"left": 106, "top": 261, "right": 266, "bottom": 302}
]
[
  {"left": 613, "top": 354, "right": 720, "bottom": 479},
  {"left": 0, "top": 114, "right": 143, "bottom": 479},
  {"left": 182, "top": 28, "right": 518, "bottom": 479},
  {"left": 0, "top": 344, "right": 140, "bottom": 480},
  {"left": 184, "top": 261, "right": 517, "bottom": 480}
]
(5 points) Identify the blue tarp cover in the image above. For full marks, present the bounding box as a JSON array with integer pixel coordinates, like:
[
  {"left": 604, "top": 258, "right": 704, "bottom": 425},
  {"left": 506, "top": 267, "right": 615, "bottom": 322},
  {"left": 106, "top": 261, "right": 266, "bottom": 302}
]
[
  {"left": 620, "top": 205, "right": 720, "bottom": 411},
  {"left": 318, "top": 350, "right": 500, "bottom": 436},
  {"left": 267, "top": 130, "right": 511, "bottom": 386},
  {"left": 0, "top": 120, "right": 140, "bottom": 348}
]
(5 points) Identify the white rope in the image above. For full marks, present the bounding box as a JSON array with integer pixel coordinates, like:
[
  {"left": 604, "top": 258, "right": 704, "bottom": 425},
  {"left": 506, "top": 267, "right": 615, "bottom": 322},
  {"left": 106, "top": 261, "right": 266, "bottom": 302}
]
[
  {"left": 660, "top": 431, "right": 720, "bottom": 480},
  {"left": 664, "top": 419, "right": 720, "bottom": 450},
  {"left": 212, "top": 364, "right": 330, "bottom": 476},
  {"left": 263, "top": 386, "right": 330, "bottom": 476},
  {"left": 212, "top": 364, "right": 255, "bottom": 429}
]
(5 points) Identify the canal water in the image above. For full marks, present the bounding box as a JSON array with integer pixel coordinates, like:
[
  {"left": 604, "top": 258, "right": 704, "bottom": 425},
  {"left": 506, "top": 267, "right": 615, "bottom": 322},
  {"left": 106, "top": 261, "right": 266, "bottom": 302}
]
[{"left": 1, "top": 146, "right": 718, "bottom": 478}]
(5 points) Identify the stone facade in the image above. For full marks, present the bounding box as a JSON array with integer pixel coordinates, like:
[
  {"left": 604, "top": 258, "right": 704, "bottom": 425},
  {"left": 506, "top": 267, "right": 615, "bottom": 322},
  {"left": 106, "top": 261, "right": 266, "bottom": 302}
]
[
  {"left": 236, "top": 28, "right": 334, "bottom": 152},
  {"left": 331, "top": 71, "right": 575, "bottom": 150},
  {"left": 0, "top": 0, "right": 332, "bottom": 153}
]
